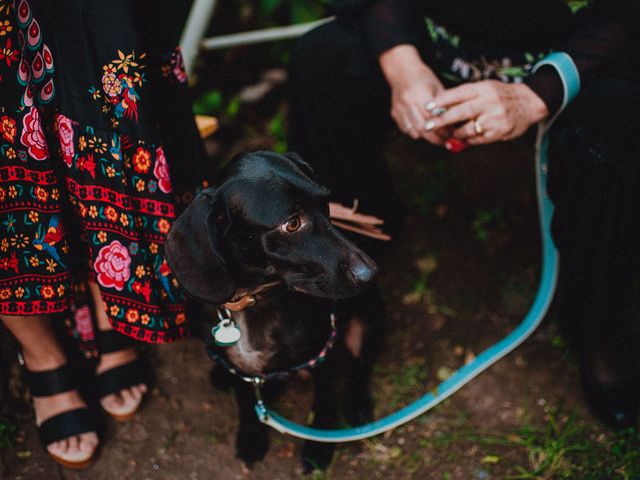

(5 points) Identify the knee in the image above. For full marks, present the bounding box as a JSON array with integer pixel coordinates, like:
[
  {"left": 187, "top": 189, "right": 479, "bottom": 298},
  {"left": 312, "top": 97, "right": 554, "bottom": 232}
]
[
  {"left": 552, "top": 78, "right": 640, "bottom": 165},
  {"left": 290, "top": 20, "right": 363, "bottom": 83}
]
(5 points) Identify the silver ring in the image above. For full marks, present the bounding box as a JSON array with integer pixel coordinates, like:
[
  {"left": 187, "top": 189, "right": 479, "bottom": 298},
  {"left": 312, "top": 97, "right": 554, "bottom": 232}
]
[
  {"left": 403, "top": 122, "right": 414, "bottom": 134},
  {"left": 473, "top": 119, "right": 484, "bottom": 135}
]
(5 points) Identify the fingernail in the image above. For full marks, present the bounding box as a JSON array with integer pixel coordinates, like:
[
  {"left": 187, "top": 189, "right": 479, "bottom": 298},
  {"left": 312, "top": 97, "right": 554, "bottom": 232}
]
[
  {"left": 425, "top": 101, "right": 436, "bottom": 111},
  {"left": 445, "top": 138, "right": 468, "bottom": 153},
  {"left": 425, "top": 121, "right": 436, "bottom": 131}
]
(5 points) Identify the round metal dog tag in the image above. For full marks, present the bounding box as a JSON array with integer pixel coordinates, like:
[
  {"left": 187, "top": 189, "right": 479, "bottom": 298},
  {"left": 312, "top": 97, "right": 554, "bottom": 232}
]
[{"left": 212, "top": 320, "right": 241, "bottom": 347}]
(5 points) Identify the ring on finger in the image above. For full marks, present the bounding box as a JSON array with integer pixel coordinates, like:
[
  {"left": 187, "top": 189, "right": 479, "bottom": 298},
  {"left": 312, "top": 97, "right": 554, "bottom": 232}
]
[
  {"left": 403, "top": 122, "right": 414, "bottom": 134},
  {"left": 473, "top": 119, "right": 484, "bottom": 135}
]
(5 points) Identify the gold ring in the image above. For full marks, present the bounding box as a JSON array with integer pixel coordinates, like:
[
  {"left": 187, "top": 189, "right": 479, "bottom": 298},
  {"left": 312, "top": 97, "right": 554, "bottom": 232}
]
[{"left": 474, "top": 119, "right": 484, "bottom": 135}]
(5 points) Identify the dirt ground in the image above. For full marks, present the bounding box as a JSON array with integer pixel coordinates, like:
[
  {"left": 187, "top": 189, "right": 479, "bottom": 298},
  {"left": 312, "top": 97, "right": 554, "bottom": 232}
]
[{"left": 0, "top": 136, "right": 635, "bottom": 479}]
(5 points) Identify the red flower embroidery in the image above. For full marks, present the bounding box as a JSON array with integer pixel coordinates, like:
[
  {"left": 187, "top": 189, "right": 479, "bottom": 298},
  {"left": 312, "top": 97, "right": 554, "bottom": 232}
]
[
  {"left": 132, "top": 147, "right": 151, "bottom": 173},
  {"left": 20, "top": 106, "right": 49, "bottom": 161},
  {"left": 76, "top": 153, "right": 96, "bottom": 178},
  {"left": 126, "top": 308, "right": 139, "bottom": 323},
  {"left": 156, "top": 218, "right": 170, "bottom": 234},
  {"left": 74, "top": 305, "right": 95, "bottom": 342},
  {"left": 40, "top": 285, "right": 55, "bottom": 299},
  {"left": 54, "top": 114, "right": 75, "bottom": 167},
  {"left": 153, "top": 146, "right": 172, "bottom": 193},
  {"left": 0, "top": 115, "right": 17, "bottom": 143},
  {"left": 94, "top": 240, "right": 131, "bottom": 291},
  {"left": 0, "top": 252, "right": 19, "bottom": 274},
  {"left": 104, "top": 206, "right": 118, "bottom": 222},
  {"left": 33, "top": 186, "right": 48, "bottom": 202},
  {"left": 0, "top": 38, "right": 18, "bottom": 67},
  {"left": 132, "top": 280, "right": 152, "bottom": 303}
]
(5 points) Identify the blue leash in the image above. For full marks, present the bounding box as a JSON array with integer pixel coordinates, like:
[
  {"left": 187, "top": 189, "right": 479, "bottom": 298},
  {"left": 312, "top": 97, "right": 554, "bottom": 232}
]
[{"left": 253, "top": 53, "right": 581, "bottom": 442}]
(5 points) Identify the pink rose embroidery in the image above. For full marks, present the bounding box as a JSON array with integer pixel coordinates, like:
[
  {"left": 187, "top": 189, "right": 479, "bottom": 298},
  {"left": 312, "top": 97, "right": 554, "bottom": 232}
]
[
  {"left": 20, "top": 106, "right": 49, "bottom": 161},
  {"left": 153, "top": 146, "right": 172, "bottom": 193},
  {"left": 54, "top": 114, "right": 74, "bottom": 167},
  {"left": 172, "top": 50, "right": 187, "bottom": 83},
  {"left": 73, "top": 305, "right": 94, "bottom": 342},
  {"left": 94, "top": 240, "right": 131, "bottom": 291}
]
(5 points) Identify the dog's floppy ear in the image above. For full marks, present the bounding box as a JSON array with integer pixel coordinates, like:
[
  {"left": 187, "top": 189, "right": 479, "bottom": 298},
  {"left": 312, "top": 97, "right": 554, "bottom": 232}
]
[
  {"left": 284, "top": 151, "right": 316, "bottom": 180},
  {"left": 164, "top": 190, "right": 235, "bottom": 304}
]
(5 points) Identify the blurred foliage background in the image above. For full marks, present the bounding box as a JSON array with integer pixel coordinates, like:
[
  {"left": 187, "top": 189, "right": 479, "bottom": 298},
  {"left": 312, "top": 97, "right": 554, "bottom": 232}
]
[{"left": 190, "top": 0, "right": 332, "bottom": 156}]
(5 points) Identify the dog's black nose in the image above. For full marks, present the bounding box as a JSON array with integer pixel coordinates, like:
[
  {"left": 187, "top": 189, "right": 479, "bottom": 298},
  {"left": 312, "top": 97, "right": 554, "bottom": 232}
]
[{"left": 348, "top": 252, "right": 377, "bottom": 284}]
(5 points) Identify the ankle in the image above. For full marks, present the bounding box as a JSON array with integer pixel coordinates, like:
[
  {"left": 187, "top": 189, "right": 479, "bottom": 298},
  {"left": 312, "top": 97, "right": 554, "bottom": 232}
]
[
  {"left": 22, "top": 349, "right": 67, "bottom": 372},
  {"left": 96, "top": 348, "right": 137, "bottom": 374}
]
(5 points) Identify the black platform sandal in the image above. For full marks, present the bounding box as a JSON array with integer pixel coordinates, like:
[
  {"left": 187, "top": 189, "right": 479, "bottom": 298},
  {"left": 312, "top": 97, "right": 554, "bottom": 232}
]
[
  {"left": 94, "top": 330, "right": 151, "bottom": 421},
  {"left": 23, "top": 361, "right": 99, "bottom": 470}
]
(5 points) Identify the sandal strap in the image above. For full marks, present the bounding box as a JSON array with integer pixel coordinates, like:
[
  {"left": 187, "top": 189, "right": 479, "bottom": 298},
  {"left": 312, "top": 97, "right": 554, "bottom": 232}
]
[
  {"left": 95, "top": 330, "right": 134, "bottom": 354},
  {"left": 38, "top": 408, "right": 97, "bottom": 446},
  {"left": 95, "top": 359, "right": 148, "bottom": 399},
  {"left": 24, "top": 364, "right": 78, "bottom": 397}
]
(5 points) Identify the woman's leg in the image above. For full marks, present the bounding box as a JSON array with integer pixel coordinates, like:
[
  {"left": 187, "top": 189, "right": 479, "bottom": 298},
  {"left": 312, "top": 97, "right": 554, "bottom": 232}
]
[
  {"left": 0, "top": 315, "right": 98, "bottom": 457},
  {"left": 88, "top": 283, "right": 147, "bottom": 413},
  {"left": 288, "top": 19, "right": 402, "bottom": 243},
  {"left": 549, "top": 76, "right": 640, "bottom": 428}
]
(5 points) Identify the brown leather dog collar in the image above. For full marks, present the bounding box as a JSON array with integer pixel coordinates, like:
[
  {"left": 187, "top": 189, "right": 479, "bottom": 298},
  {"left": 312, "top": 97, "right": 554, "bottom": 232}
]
[{"left": 222, "top": 281, "right": 281, "bottom": 312}]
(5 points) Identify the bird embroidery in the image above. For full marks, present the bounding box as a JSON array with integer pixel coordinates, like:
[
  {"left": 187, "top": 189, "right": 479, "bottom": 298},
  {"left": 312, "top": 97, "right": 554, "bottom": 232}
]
[
  {"left": 113, "top": 74, "right": 141, "bottom": 121},
  {"left": 157, "top": 260, "right": 175, "bottom": 302},
  {"left": 33, "top": 216, "right": 66, "bottom": 268}
]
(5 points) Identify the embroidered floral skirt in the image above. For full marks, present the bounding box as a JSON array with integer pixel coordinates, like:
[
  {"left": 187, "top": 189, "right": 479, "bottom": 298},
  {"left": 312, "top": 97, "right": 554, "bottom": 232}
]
[{"left": 0, "top": 0, "right": 207, "bottom": 353}]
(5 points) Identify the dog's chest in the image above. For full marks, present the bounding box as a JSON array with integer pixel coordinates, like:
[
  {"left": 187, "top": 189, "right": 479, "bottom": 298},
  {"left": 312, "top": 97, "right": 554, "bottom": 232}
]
[{"left": 225, "top": 311, "right": 275, "bottom": 375}]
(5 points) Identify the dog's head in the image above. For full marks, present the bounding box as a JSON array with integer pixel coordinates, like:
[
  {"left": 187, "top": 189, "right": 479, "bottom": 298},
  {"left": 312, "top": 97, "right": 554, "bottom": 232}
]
[{"left": 164, "top": 151, "right": 377, "bottom": 304}]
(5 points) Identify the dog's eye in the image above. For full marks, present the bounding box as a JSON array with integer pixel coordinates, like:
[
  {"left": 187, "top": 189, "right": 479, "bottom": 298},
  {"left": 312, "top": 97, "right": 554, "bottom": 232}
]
[{"left": 282, "top": 215, "right": 302, "bottom": 233}]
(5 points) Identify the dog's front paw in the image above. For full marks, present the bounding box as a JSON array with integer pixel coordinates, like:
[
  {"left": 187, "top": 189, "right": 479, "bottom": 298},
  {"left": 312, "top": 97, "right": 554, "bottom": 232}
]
[
  {"left": 301, "top": 441, "right": 335, "bottom": 473},
  {"left": 235, "top": 427, "right": 269, "bottom": 468}
]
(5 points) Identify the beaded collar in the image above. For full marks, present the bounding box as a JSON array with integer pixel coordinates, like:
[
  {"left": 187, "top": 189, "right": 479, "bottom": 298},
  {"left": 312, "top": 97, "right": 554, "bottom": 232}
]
[{"left": 206, "top": 312, "right": 338, "bottom": 384}]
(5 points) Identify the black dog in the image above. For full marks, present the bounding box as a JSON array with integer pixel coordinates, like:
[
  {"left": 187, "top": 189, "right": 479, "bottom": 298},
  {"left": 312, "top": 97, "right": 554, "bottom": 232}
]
[{"left": 164, "top": 151, "right": 385, "bottom": 471}]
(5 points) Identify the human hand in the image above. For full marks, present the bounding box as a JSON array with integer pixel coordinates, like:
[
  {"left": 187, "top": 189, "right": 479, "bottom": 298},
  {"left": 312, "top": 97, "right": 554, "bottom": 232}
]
[
  {"left": 426, "top": 80, "right": 549, "bottom": 145},
  {"left": 379, "top": 45, "right": 450, "bottom": 145}
]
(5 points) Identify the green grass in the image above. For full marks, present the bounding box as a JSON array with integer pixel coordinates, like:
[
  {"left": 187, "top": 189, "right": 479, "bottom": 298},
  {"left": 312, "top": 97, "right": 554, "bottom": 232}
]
[
  {"left": 0, "top": 419, "right": 15, "bottom": 449},
  {"left": 420, "top": 406, "right": 640, "bottom": 479}
]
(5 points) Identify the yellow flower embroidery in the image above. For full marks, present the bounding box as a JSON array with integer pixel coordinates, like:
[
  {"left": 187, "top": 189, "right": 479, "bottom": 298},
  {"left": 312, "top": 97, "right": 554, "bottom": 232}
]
[
  {"left": 112, "top": 50, "right": 141, "bottom": 73},
  {"left": 0, "top": 20, "right": 12, "bottom": 36},
  {"left": 88, "top": 136, "right": 107, "bottom": 154},
  {"left": 45, "top": 258, "right": 58, "bottom": 273},
  {"left": 11, "top": 233, "right": 29, "bottom": 248}
]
